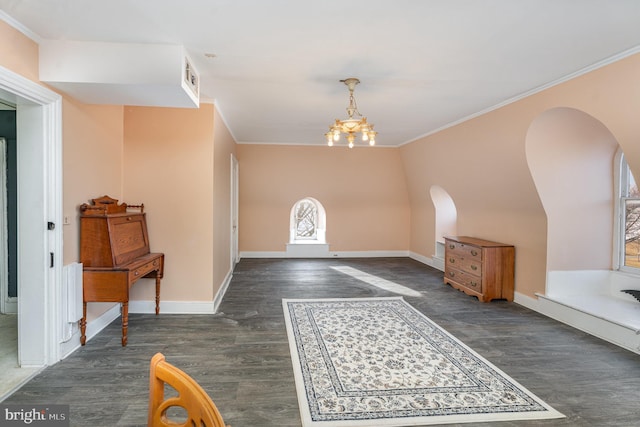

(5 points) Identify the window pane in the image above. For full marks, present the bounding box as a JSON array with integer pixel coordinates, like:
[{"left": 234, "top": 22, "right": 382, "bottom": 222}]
[
  {"left": 624, "top": 199, "right": 640, "bottom": 268},
  {"left": 629, "top": 170, "right": 638, "bottom": 197},
  {"left": 295, "top": 201, "right": 317, "bottom": 239}
]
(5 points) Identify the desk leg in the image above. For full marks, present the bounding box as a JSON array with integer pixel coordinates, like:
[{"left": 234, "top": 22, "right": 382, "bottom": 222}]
[
  {"left": 121, "top": 302, "right": 128, "bottom": 347},
  {"left": 80, "top": 302, "right": 87, "bottom": 345},
  {"left": 155, "top": 277, "right": 161, "bottom": 315}
]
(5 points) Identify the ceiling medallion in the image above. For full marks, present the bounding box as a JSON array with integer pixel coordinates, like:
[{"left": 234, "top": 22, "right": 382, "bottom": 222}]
[{"left": 325, "top": 78, "right": 377, "bottom": 148}]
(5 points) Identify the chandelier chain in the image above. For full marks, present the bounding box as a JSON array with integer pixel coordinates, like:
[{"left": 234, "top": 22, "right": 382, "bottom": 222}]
[{"left": 347, "top": 92, "right": 361, "bottom": 119}]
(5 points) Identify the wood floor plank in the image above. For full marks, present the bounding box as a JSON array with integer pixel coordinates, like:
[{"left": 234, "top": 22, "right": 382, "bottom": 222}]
[{"left": 3, "top": 258, "right": 640, "bottom": 426}]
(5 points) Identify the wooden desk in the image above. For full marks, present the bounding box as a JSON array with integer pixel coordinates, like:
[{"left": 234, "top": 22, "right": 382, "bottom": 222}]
[{"left": 79, "top": 195, "right": 165, "bottom": 346}]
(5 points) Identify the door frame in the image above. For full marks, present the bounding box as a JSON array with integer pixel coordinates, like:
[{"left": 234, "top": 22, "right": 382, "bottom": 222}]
[
  {"left": 230, "top": 154, "right": 239, "bottom": 267},
  {"left": 0, "top": 137, "right": 9, "bottom": 314},
  {"left": 0, "top": 65, "right": 63, "bottom": 367}
]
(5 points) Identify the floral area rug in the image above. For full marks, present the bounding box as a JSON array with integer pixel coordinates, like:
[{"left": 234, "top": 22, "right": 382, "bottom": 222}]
[{"left": 282, "top": 297, "right": 564, "bottom": 426}]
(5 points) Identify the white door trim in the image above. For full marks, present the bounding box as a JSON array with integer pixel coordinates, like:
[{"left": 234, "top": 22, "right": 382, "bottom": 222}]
[
  {"left": 0, "top": 137, "right": 8, "bottom": 314},
  {"left": 230, "top": 154, "right": 239, "bottom": 267},
  {"left": 0, "top": 65, "right": 63, "bottom": 367}
]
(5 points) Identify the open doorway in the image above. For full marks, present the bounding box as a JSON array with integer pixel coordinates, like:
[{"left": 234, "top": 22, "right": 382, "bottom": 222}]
[
  {"left": 0, "top": 104, "right": 18, "bottom": 315},
  {"left": 0, "top": 64, "right": 63, "bottom": 400},
  {"left": 0, "top": 101, "right": 24, "bottom": 400}
]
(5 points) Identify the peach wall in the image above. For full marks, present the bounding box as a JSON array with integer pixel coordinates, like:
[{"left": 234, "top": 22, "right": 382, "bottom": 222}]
[
  {"left": 0, "top": 21, "right": 39, "bottom": 82},
  {"left": 62, "top": 99, "right": 124, "bottom": 264},
  {"left": 124, "top": 104, "right": 215, "bottom": 302},
  {"left": 60, "top": 100, "right": 125, "bottom": 322},
  {"left": 237, "top": 145, "right": 410, "bottom": 252},
  {"left": 212, "top": 107, "right": 237, "bottom": 290},
  {"left": 61, "top": 101, "right": 124, "bottom": 321},
  {"left": 402, "top": 53, "right": 640, "bottom": 298}
]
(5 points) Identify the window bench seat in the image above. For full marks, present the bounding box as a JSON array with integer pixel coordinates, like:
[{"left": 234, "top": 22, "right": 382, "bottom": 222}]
[{"left": 536, "top": 270, "right": 640, "bottom": 354}]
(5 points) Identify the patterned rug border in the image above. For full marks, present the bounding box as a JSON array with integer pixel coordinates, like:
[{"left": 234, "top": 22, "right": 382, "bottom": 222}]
[{"left": 283, "top": 297, "right": 564, "bottom": 426}]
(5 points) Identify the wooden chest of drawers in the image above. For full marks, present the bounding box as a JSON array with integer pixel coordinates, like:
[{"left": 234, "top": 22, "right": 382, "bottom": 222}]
[{"left": 444, "top": 236, "right": 514, "bottom": 302}]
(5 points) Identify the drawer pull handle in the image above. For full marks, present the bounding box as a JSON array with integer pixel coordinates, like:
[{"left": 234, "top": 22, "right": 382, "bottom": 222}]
[
  {"left": 471, "top": 250, "right": 478, "bottom": 256},
  {"left": 134, "top": 270, "right": 140, "bottom": 276},
  {"left": 153, "top": 260, "right": 158, "bottom": 266},
  {"left": 449, "top": 258, "right": 455, "bottom": 263},
  {"left": 448, "top": 271, "right": 455, "bottom": 277},
  {"left": 471, "top": 265, "right": 477, "bottom": 271},
  {"left": 449, "top": 244, "right": 455, "bottom": 249},
  {"left": 127, "top": 217, "right": 132, "bottom": 221}
]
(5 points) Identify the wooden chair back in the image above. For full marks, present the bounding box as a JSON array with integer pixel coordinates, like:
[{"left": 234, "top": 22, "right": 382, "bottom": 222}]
[{"left": 148, "top": 352, "right": 229, "bottom": 427}]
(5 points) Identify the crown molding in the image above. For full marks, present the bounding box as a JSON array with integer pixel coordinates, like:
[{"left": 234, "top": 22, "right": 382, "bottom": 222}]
[
  {"left": 400, "top": 45, "right": 640, "bottom": 147},
  {"left": 0, "top": 10, "right": 43, "bottom": 44}
]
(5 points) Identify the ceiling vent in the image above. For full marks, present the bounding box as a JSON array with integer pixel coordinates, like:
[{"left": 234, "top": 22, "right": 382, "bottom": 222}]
[{"left": 183, "top": 57, "right": 199, "bottom": 100}]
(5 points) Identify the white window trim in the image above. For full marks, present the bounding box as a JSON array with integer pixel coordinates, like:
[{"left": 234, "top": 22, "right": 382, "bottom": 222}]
[{"left": 614, "top": 149, "right": 640, "bottom": 274}]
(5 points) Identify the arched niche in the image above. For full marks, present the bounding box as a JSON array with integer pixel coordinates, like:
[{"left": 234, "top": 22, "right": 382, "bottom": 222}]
[
  {"left": 525, "top": 107, "right": 618, "bottom": 272},
  {"left": 429, "top": 185, "right": 457, "bottom": 262}
]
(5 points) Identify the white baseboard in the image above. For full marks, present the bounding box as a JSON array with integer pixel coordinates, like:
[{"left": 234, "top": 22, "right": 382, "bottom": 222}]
[
  {"left": 59, "top": 304, "right": 120, "bottom": 358},
  {"left": 2, "top": 297, "right": 17, "bottom": 314},
  {"left": 59, "top": 331, "right": 81, "bottom": 360},
  {"left": 213, "top": 269, "right": 233, "bottom": 313},
  {"left": 330, "top": 250, "right": 409, "bottom": 258},
  {"left": 240, "top": 250, "right": 409, "bottom": 258},
  {"left": 129, "top": 300, "right": 215, "bottom": 314},
  {"left": 240, "top": 251, "right": 287, "bottom": 258},
  {"left": 59, "top": 297, "right": 223, "bottom": 359},
  {"left": 513, "top": 291, "right": 540, "bottom": 311},
  {"left": 409, "top": 252, "right": 442, "bottom": 270}
]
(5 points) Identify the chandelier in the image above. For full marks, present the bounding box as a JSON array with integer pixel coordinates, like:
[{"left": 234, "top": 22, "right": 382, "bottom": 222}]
[{"left": 325, "top": 78, "right": 377, "bottom": 148}]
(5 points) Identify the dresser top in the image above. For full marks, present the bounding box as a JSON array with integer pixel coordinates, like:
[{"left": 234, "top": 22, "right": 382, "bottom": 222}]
[{"left": 444, "top": 235, "right": 513, "bottom": 248}]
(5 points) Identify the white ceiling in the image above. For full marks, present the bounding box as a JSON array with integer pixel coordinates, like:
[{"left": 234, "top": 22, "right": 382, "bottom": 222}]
[{"left": 2, "top": 0, "right": 640, "bottom": 146}]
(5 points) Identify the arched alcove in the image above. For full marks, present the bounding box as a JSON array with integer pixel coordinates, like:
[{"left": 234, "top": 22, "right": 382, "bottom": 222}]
[
  {"left": 429, "top": 185, "right": 457, "bottom": 267},
  {"left": 525, "top": 107, "right": 618, "bottom": 272},
  {"left": 525, "top": 108, "right": 640, "bottom": 353}
]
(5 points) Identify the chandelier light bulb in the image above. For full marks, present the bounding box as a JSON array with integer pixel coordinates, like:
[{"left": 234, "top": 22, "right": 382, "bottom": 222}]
[{"left": 325, "top": 132, "right": 333, "bottom": 145}]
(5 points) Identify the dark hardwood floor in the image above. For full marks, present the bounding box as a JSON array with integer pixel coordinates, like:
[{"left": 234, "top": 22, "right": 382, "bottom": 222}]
[{"left": 4, "top": 258, "right": 640, "bottom": 426}]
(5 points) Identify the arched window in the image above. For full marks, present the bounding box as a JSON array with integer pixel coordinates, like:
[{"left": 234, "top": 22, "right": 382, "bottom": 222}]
[
  {"left": 290, "top": 197, "right": 326, "bottom": 244},
  {"left": 616, "top": 151, "right": 640, "bottom": 272}
]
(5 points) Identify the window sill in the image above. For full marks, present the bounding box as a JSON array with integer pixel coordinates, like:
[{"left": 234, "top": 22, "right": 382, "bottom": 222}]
[
  {"left": 289, "top": 240, "right": 326, "bottom": 245},
  {"left": 285, "top": 243, "right": 330, "bottom": 257}
]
